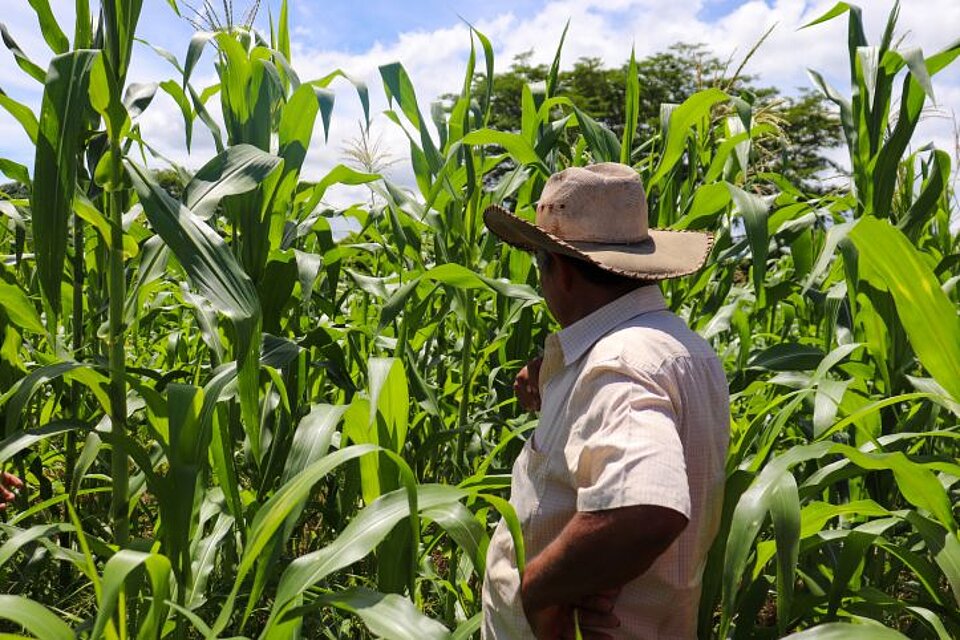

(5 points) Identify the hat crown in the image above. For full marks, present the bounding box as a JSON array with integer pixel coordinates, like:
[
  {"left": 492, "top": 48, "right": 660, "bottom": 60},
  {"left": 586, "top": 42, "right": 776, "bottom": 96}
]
[{"left": 535, "top": 163, "right": 649, "bottom": 243}]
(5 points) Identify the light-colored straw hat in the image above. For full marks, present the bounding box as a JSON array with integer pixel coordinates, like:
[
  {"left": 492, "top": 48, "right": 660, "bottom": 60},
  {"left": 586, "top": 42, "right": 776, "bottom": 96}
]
[{"left": 483, "top": 163, "right": 713, "bottom": 280}]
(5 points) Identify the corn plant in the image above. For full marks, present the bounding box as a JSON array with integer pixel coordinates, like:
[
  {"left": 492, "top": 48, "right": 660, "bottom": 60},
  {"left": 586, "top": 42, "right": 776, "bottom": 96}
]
[{"left": 0, "top": 0, "right": 958, "bottom": 638}]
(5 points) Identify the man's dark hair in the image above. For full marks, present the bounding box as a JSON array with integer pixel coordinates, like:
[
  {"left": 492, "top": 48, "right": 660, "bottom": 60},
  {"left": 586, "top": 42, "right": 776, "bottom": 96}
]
[{"left": 537, "top": 250, "right": 654, "bottom": 290}]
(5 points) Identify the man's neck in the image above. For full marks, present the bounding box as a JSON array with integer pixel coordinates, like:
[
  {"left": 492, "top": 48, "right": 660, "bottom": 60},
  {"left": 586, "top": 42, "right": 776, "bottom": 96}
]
[{"left": 558, "top": 283, "right": 647, "bottom": 328}]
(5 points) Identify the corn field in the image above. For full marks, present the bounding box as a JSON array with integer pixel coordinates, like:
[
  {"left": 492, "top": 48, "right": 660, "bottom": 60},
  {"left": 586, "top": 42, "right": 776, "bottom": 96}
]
[{"left": 0, "top": 0, "right": 958, "bottom": 638}]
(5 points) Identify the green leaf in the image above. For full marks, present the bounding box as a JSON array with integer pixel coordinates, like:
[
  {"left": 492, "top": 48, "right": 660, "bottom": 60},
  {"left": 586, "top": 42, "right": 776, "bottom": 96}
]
[
  {"left": 278, "top": 0, "right": 291, "bottom": 62},
  {"left": 451, "top": 614, "right": 483, "bottom": 640},
  {"left": 546, "top": 20, "right": 569, "bottom": 98},
  {"left": 899, "top": 149, "right": 950, "bottom": 239},
  {"left": 278, "top": 84, "right": 323, "bottom": 173},
  {"left": 727, "top": 183, "right": 769, "bottom": 297},
  {"left": 800, "top": 3, "right": 852, "bottom": 29},
  {"left": 769, "top": 472, "right": 800, "bottom": 637},
  {"left": 0, "top": 159, "right": 31, "bottom": 186},
  {"left": 183, "top": 31, "right": 215, "bottom": 86},
  {"left": 0, "top": 91, "right": 40, "bottom": 144},
  {"left": 0, "top": 24, "right": 47, "bottom": 83},
  {"left": 834, "top": 444, "right": 956, "bottom": 533},
  {"left": 291, "top": 588, "right": 451, "bottom": 640},
  {"left": 269, "top": 484, "right": 465, "bottom": 627},
  {"left": 158, "top": 80, "right": 194, "bottom": 151},
  {"left": 620, "top": 47, "right": 639, "bottom": 165},
  {"left": 849, "top": 217, "right": 960, "bottom": 404},
  {"left": 379, "top": 62, "right": 441, "bottom": 174},
  {"left": 904, "top": 512, "right": 960, "bottom": 606},
  {"left": 649, "top": 88, "right": 728, "bottom": 186},
  {"left": 27, "top": 0, "right": 69, "bottom": 54},
  {"left": 31, "top": 49, "right": 99, "bottom": 316},
  {"left": 122, "top": 81, "right": 157, "bottom": 118},
  {"left": 0, "top": 523, "right": 74, "bottom": 571},
  {"left": 721, "top": 467, "right": 801, "bottom": 634},
  {"left": 423, "top": 500, "right": 488, "bottom": 576},
  {"left": 571, "top": 105, "right": 620, "bottom": 163},
  {"left": 214, "top": 444, "right": 416, "bottom": 635},
  {"left": 183, "top": 144, "right": 282, "bottom": 219},
  {"left": 0, "top": 420, "right": 90, "bottom": 464},
  {"left": 125, "top": 158, "right": 263, "bottom": 458},
  {"left": 299, "top": 164, "right": 380, "bottom": 217},
  {"left": 748, "top": 343, "right": 825, "bottom": 371},
  {"left": 1, "top": 361, "right": 106, "bottom": 437},
  {"left": 0, "top": 283, "right": 44, "bottom": 334},
  {"left": 312, "top": 69, "right": 369, "bottom": 132},
  {"left": 461, "top": 129, "right": 546, "bottom": 173},
  {"left": 89, "top": 550, "right": 171, "bottom": 640},
  {"left": 0, "top": 596, "right": 74, "bottom": 640}
]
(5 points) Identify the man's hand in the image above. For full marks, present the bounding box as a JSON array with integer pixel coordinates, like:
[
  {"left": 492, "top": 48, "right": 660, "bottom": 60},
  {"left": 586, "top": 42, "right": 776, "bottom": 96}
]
[
  {"left": 514, "top": 357, "right": 543, "bottom": 412},
  {"left": 524, "top": 557, "right": 621, "bottom": 640},
  {"left": 524, "top": 590, "right": 620, "bottom": 640},
  {"left": 0, "top": 471, "right": 23, "bottom": 510}
]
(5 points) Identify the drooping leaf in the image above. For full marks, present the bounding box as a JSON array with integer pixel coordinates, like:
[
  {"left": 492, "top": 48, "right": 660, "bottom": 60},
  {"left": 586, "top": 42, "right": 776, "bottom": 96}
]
[
  {"left": 0, "top": 595, "right": 74, "bottom": 640},
  {"left": 849, "top": 216, "right": 960, "bottom": 403},
  {"left": 183, "top": 144, "right": 282, "bottom": 219},
  {"left": 125, "top": 158, "right": 263, "bottom": 458},
  {"left": 269, "top": 484, "right": 465, "bottom": 628},
  {"left": 0, "top": 23, "right": 47, "bottom": 83},
  {"left": 290, "top": 587, "right": 451, "bottom": 640}
]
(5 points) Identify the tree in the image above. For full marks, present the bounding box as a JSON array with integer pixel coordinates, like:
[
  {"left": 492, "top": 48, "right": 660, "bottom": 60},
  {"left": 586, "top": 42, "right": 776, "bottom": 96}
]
[{"left": 458, "top": 43, "right": 843, "bottom": 190}]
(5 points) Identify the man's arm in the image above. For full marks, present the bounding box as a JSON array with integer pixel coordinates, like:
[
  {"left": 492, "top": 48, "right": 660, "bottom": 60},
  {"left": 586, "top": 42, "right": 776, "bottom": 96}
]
[{"left": 521, "top": 504, "right": 687, "bottom": 632}]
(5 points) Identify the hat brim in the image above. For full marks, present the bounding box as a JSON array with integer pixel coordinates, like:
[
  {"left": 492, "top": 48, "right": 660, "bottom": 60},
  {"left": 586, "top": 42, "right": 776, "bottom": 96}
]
[{"left": 484, "top": 204, "right": 713, "bottom": 280}]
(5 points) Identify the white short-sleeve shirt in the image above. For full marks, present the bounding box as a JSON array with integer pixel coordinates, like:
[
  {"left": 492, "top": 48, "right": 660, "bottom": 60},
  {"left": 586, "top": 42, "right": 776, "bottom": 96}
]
[{"left": 482, "top": 286, "right": 730, "bottom": 639}]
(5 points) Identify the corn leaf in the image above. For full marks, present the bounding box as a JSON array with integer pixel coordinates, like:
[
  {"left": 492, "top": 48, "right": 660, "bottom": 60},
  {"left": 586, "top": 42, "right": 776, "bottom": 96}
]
[
  {"left": 0, "top": 91, "right": 39, "bottom": 145},
  {"left": 31, "top": 50, "right": 98, "bottom": 316},
  {"left": 649, "top": 88, "right": 728, "bottom": 187},
  {"left": 27, "top": 0, "right": 69, "bottom": 54},
  {"left": 89, "top": 550, "right": 171, "bottom": 640},
  {"left": 292, "top": 587, "right": 451, "bottom": 640},
  {"left": 0, "top": 23, "right": 47, "bottom": 83},
  {"left": 0, "top": 283, "right": 44, "bottom": 334},
  {"left": 0, "top": 596, "right": 74, "bottom": 640},
  {"left": 620, "top": 47, "right": 639, "bottom": 165},
  {"left": 183, "top": 144, "right": 282, "bottom": 219},
  {"left": 849, "top": 216, "right": 960, "bottom": 403},
  {"left": 270, "top": 484, "right": 466, "bottom": 626},
  {"left": 125, "top": 158, "right": 263, "bottom": 458}
]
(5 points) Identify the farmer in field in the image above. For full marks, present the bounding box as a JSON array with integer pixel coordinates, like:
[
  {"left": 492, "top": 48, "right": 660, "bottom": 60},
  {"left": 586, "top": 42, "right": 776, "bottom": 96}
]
[{"left": 481, "top": 163, "right": 729, "bottom": 639}]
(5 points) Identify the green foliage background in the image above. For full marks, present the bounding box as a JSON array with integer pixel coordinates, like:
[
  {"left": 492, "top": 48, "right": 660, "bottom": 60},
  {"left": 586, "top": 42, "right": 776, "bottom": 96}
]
[{"left": 0, "top": 1, "right": 958, "bottom": 639}]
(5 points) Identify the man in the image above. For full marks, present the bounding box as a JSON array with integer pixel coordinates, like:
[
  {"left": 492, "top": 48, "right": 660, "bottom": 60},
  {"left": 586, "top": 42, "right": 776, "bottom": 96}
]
[{"left": 481, "top": 163, "right": 729, "bottom": 639}]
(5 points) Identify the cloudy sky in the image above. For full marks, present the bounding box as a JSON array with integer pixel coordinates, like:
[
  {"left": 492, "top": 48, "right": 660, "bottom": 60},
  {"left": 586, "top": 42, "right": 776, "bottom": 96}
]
[{"left": 1, "top": 0, "right": 958, "bottom": 200}]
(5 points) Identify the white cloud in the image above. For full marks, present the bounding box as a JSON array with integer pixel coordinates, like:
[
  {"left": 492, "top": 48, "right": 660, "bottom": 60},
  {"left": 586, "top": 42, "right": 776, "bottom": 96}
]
[{"left": 1, "top": 0, "right": 957, "bottom": 206}]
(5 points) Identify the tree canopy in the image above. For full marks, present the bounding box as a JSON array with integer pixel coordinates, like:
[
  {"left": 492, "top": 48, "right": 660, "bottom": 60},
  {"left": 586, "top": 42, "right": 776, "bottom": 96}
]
[{"left": 461, "top": 43, "right": 844, "bottom": 189}]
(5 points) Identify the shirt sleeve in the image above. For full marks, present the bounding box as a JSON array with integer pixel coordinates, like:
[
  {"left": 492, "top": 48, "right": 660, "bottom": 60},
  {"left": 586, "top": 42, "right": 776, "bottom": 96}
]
[{"left": 564, "top": 358, "right": 691, "bottom": 516}]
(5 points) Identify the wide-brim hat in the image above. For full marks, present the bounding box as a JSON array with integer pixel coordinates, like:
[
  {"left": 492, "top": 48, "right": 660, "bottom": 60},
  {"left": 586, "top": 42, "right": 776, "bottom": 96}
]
[{"left": 484, "top": 163, "right": 713, "bottom": 280}]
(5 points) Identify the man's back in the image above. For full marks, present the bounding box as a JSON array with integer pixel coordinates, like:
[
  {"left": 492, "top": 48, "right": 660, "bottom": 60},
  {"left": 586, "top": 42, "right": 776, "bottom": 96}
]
[{"left": 483, "top": 286, "right": 730, "bottom": 639}]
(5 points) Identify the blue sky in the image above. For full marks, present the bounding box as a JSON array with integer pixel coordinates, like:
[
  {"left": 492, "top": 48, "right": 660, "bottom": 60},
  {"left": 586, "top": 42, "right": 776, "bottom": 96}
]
[{"left": 1, "top": 0, "right": 958, "bottom": 198}]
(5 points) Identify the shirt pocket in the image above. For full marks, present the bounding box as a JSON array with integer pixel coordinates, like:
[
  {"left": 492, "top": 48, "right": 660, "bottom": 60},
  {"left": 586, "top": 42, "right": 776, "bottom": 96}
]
[{"left": 511, "top": 439, "right": 551, "bottom": 526}]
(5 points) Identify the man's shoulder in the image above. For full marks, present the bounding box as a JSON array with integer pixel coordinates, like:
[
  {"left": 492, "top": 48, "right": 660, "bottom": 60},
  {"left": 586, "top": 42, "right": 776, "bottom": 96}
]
[{"left": 586, "top": 309, "right": 718, "bottom": 374}]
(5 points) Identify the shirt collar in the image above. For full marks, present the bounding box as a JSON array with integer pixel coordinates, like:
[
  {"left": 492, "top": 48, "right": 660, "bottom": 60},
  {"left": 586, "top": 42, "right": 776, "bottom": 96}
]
[{"left": 555, "top": 285, "right": 667, "bottom": 367}]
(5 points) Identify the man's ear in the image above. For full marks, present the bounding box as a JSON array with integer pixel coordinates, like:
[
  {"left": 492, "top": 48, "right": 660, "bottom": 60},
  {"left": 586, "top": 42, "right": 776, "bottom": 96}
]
[{"left": 553, "top": 253, "right": 578, "bottom": 292}]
